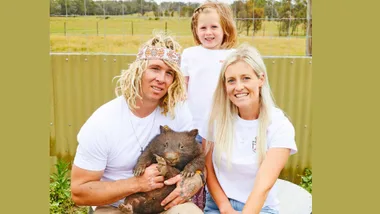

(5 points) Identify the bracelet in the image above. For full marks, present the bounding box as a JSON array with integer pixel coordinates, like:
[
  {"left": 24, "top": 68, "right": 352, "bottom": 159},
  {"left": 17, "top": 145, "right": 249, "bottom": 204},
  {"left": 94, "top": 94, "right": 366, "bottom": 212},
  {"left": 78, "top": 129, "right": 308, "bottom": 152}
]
[{"left": 195, "top": 170, "right": 206, "bottom": 186}]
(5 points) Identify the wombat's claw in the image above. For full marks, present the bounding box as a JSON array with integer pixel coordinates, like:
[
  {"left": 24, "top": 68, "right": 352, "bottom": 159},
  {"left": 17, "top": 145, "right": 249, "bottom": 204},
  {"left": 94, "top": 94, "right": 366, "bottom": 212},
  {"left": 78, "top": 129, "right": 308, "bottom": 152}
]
[
  {"left": 133, "top": 167, "right": 145, "bottom": 176},
  {"left": 118, "top": 203, "right": 133, "bottom": 214},
  {"left": 154, "top": 154, "right": 168, "bottom": 176},
  {"left": 154, "top": 154, "right": 166, "bottom": 165},
  {"left": 181, "top": 171, "right": 195, "bottom": 178}
]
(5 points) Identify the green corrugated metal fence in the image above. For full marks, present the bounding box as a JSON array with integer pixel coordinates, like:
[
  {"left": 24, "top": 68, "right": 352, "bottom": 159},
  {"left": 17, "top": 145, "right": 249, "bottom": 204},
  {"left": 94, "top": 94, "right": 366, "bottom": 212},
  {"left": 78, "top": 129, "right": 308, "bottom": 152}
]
[{"left": 50, "top": 54, "right": 312, "bottom": 184}]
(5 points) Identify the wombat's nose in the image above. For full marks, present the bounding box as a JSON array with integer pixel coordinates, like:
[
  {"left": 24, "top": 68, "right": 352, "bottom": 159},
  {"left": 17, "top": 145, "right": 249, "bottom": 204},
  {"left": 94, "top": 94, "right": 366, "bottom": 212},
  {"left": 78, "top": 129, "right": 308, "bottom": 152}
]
[{"left": 165, "top": 152, "right": 179, "bottom": 163}]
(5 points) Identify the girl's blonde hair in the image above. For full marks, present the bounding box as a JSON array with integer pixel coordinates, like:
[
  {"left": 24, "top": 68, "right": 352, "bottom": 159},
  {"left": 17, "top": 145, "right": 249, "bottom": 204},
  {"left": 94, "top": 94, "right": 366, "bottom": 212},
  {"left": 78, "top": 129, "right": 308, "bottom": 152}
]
[
  {"left": 191, "top": 0, "right": 237, "bottom": 49},
  {"left": 207, "top": 44, "right": 276, "bottom": 167},
  {"left": 114, "top": 32, "right": 186, "bottom": 118}
]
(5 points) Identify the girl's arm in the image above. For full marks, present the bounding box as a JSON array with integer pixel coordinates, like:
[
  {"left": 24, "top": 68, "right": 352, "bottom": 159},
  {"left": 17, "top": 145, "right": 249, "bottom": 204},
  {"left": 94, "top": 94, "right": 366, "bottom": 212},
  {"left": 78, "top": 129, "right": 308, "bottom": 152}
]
[
  {"left": 242, "top": 148, "right": 291, "bottom": 214},
  {"left": 202, "top": 138, "right": 239, "bottom": 214}
]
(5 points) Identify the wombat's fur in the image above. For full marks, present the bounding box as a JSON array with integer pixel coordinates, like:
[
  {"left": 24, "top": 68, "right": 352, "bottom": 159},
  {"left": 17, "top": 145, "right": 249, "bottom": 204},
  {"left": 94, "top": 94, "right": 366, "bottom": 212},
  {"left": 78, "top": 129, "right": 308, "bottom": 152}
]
[{"left": 118, "top": 126, "right": 205, "bottom": 214}]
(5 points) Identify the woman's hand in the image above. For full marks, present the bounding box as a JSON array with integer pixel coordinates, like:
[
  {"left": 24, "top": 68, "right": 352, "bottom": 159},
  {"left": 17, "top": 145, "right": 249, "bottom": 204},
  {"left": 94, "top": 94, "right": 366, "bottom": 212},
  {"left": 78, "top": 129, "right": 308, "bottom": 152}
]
[{"left": 219, "top": 202, "right": 240, "bottom": 214}]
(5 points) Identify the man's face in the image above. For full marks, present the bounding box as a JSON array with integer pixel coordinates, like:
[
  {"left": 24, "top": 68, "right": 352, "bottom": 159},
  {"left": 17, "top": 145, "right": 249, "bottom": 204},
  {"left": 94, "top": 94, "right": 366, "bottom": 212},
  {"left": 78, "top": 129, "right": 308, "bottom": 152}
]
[{"left": 141, "top": 59, "right": 175, "bottom": 104}]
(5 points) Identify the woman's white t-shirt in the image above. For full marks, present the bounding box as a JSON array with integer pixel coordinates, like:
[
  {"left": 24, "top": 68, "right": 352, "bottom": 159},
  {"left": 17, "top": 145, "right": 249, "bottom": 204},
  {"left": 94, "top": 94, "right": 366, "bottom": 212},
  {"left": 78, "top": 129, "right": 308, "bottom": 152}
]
[{"left": 200, "top": 107, "right": 298, "bottom": 210}]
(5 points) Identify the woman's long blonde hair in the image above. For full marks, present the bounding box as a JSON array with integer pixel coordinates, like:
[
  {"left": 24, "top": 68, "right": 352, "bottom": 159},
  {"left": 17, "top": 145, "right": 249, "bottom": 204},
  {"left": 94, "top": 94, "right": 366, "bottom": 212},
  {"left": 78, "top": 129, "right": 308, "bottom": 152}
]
[
  {"left": 207, "top": 44, "right": 276, "bottom": 167},
  {"left": 114, "top": 32, "right": 186, "bottom": 118}
]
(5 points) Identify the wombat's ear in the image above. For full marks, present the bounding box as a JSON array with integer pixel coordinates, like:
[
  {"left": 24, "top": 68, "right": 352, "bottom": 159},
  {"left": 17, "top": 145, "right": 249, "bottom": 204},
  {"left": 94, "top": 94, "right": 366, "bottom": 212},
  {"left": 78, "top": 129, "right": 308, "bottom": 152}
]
[
  {"left": 160, "top": 125, "right": 172, "bottom": 133},
  {"left": 188, "top": 129, "right": 198, "bottom": 137}
]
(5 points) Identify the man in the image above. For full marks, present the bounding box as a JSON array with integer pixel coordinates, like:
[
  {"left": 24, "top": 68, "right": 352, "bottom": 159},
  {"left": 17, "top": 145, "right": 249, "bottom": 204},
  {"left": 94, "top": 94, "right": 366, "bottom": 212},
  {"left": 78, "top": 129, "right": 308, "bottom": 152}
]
[{"left": 70, "top": 33, "right": 204, "bottom": 214}]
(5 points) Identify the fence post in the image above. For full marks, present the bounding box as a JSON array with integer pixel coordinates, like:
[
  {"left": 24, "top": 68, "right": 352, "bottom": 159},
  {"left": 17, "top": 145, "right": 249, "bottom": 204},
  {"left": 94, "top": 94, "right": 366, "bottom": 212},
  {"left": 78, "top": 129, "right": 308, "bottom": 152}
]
[
  {"left": 131, "top": 21, "right": 134, "bottom": 36},
  {"left": 64, "top": 22, "right": 66, "bottom": 36},
  {"left": 306, "top": 0, "right": 312, "bottom": 56},
  {"left": 246, "top": 20, "right": 249, "bottom": 36},
  {"left": 263, "top": 18, "right": 266, "bottom": 36}
]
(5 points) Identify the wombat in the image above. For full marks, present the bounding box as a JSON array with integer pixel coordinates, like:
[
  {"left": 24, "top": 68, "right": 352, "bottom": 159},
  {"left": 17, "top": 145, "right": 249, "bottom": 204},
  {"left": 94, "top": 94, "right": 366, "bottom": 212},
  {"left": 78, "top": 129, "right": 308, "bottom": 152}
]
[{"left": 118, "top": 125, "right": 205, "bottom": 214}]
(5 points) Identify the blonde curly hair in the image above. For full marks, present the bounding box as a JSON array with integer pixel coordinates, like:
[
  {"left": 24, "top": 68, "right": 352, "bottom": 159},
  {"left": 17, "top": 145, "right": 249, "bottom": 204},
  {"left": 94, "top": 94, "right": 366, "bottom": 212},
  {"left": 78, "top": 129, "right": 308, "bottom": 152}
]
[{"left": 115, "top": 32, "right": 186, "bottom": 118}]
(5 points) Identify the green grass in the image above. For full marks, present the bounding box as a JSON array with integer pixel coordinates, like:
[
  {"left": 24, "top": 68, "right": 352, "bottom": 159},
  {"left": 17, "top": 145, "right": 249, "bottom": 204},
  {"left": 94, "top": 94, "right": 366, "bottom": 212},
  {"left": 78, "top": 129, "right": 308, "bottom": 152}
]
[
  {"left": 50, "top": 159, "right": 89, "bottom": 214},
  {"left": 50, "top": 16, "right": 308, "bottom": 56},
  {"left": 50, "top": 16, "right": 193, "bottom": 36},
  {"left": 50, "top": 35, "right": 306, "bottom": 56}
]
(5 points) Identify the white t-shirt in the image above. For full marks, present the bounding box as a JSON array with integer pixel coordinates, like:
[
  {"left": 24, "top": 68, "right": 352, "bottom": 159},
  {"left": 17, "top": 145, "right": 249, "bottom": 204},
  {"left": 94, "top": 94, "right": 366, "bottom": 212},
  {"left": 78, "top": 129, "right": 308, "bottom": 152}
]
[
  {"left": 181, "top": 45, "right": 235, "bottom": 131},
  {"left": 73, "top": 96, "right": 194, "bottom": 207},
  {"left": 199, "top": 107, "right": 298, "bottom": 211}
]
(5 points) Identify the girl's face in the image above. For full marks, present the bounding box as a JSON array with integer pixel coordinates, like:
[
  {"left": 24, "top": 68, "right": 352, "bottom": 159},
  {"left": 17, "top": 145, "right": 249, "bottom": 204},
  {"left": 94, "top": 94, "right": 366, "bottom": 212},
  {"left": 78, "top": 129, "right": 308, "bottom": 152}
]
[
  {"left": 224, "top": 60, "right": 264, "bottom": 113},
  {"left": 196, "top": 9, "right": 224, "bottom": 50}
]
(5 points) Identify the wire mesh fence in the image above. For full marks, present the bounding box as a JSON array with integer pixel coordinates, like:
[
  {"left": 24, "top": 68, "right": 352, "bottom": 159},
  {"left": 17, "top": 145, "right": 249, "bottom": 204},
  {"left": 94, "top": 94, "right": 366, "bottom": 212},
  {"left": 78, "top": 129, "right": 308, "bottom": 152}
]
[{"left": 50, "top": 0, "right": 312, "bottom": 56}]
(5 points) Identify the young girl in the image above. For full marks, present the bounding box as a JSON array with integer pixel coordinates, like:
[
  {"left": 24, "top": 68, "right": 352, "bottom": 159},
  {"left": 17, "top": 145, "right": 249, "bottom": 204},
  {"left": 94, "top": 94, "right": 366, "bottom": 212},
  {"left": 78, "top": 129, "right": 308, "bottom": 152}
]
[
  {"left": 181, "top": 0, "right": 237, "bottom": 144},
  {"left": 200, "top": 44, "right": 298, "bottom": 214}
]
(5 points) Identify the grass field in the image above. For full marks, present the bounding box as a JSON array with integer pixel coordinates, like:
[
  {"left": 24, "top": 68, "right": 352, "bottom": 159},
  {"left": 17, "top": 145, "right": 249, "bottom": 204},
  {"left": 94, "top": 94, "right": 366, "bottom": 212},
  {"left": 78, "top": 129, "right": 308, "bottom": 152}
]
[{"left": 50, "top": 16, "right": 308, "bottom": 56}]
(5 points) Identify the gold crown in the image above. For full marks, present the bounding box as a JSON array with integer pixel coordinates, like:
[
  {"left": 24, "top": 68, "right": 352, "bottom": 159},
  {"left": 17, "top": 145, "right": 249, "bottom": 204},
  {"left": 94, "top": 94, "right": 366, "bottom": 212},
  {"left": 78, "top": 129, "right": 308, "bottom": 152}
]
[{"left": 137, "top": 46, "right": 181, "bottom": 67}]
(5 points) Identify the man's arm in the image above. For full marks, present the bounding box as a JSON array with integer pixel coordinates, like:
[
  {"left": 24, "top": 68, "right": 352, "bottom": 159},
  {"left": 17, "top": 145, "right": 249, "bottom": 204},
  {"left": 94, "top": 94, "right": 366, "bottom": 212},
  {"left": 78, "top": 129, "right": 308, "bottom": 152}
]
[{"left": 70, "top": 164, "right": 165, "bottom": 206}]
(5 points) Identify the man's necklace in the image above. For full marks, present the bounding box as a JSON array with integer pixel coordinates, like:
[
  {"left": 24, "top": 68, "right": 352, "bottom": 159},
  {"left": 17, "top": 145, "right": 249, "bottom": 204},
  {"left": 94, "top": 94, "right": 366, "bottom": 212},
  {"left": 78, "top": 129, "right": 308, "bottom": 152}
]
[{"left": 128, "top": 107, "right": 157, "bottom": 153}]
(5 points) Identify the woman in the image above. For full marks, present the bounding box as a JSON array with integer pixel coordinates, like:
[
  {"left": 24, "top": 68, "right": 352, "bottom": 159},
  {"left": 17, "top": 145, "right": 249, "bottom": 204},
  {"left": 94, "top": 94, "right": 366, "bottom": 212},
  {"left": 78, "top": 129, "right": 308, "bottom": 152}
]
[{"left": 200, "top": 44, "right": 298, "bottom": 214}]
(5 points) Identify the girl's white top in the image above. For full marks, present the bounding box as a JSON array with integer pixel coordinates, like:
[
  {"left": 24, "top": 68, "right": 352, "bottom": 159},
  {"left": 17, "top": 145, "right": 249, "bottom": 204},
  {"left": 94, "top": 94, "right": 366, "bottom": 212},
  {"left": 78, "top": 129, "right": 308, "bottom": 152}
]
[{"left": 181, "top": 45, "right": 235, "bottom": 131}]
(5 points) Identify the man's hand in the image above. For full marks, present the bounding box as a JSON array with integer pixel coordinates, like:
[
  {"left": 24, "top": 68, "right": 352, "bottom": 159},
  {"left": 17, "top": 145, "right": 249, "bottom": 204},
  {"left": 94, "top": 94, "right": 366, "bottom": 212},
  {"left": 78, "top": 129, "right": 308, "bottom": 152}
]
[
  {"left": 160, "top": 173, "right": 203, "bottom": 210},
  {"left": 136, "top": 164, "right": 165, "bottom": 192}
]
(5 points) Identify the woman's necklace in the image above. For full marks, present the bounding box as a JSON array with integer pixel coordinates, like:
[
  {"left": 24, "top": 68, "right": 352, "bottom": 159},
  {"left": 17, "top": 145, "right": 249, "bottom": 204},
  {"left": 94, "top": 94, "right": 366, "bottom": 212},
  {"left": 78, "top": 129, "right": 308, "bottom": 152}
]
[{"left": 128, "top": 107, "right": 157, "bottom": 153}]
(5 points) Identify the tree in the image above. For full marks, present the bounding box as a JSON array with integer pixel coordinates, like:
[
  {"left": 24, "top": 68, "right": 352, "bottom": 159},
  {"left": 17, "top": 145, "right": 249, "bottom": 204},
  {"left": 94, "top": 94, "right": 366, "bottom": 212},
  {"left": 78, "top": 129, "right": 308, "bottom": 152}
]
[
  {"left": 291, "top": 0, "right": 307, "bottom": 35},
  {"left": 152, "top": 3, "right": 160, "bottom": 17},
  {"left": 164, "top": 10, "right": 169, "bottom": 17},
  {"left": 264, "top": 0, "right": 278, "bottom": 18},
  {"left": 68, "top": 0, "right": 84, "bottom": 15},
  {"left": 236, "top": 0, "right": 265, "bottom": 36},
  {"left": 276, "top": 0, "right": 292, "bottom": 36},
  {"left": 50, "top": 0, "right": 62, "bottom": 16},
  {"left": 57, "top": 0, "right": 67, "bottom": 15}
]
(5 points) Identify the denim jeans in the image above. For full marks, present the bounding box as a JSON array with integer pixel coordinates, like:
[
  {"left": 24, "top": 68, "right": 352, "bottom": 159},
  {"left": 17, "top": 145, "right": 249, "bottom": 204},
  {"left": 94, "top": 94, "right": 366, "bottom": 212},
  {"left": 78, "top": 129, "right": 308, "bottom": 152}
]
[{"left": 204, "top": 192, "right": 278, "bottom": 214}]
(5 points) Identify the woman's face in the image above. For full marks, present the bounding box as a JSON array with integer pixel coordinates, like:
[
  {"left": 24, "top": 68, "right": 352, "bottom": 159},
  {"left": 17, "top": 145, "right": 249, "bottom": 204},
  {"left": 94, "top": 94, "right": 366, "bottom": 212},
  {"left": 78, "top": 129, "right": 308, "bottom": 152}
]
[{"left": 224, "top": 60, "right": 264, "bottom": 113}]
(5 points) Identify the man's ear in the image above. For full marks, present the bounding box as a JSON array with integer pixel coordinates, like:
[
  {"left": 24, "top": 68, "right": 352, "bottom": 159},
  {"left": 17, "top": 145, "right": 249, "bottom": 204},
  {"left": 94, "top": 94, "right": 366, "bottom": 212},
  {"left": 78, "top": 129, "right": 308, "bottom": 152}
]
[
  {"left": 188, "top": 129, "right": 199, "bottom": 137},
  {"left": 160, "top": 125, "right": 172, "bottom": 134}
]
